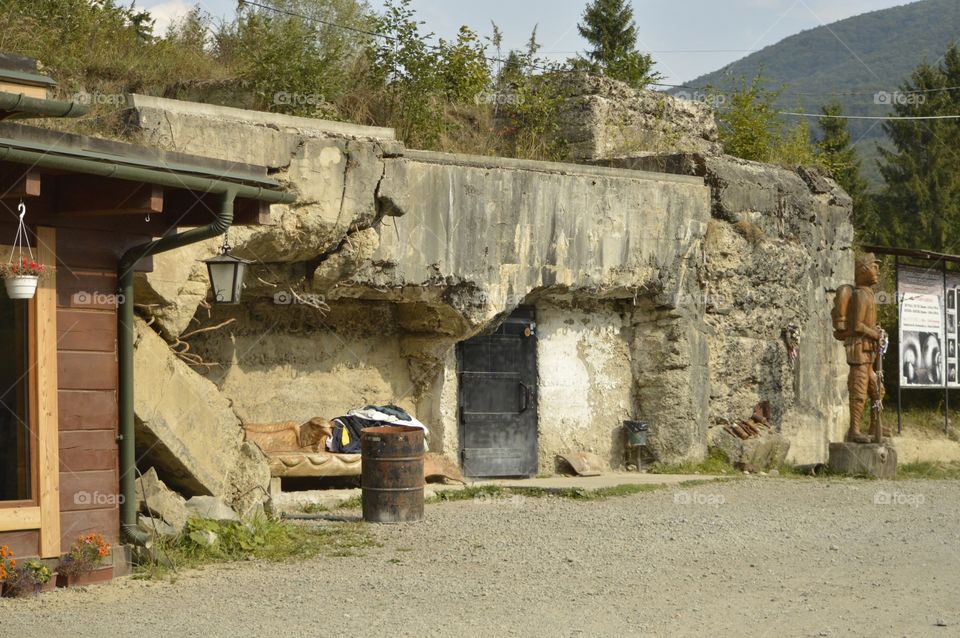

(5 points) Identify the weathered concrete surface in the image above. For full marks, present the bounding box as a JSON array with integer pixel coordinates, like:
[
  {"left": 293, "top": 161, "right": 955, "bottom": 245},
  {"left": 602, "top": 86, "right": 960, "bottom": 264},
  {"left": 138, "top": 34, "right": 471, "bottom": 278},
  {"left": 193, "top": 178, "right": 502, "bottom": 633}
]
[
  {"left": 189, "top": 300, "right": 419, "bottom": 427},
  {"left": 347, "top": 150, "right": 710, "bottom": 328},
  {"left": 137, "top": 515, "right": 179, "bottom": 541},
  {"left": 134, "top": 242, "right": 216, "bottom": 340},
  {"left": 185, "top": 496, "right": 240, "bottom": 522},
  {"left": 127, "top": 95, "right": 398, "bottom": 339},
  {"left": 133, "top": 317, "right": 270, "bottom": 507},
  {"left": 558, "top": 74, "right": 723, "bottom": 162},
  {"left": 596, "top": 154, "right": 853, "bottom": 465},
  {"left": 535, "top": 302, "right": 633, "bottom": 471},
  {"left": 630, "top": 300, "right": 711, "bottom": 463},
  {"left": 828, "top": 442, "right": 897, "bottom": 478},
  {"left": 134, "top": 467, "right": 189, "bottom": 532},
  {"left": 709, "top": 427, "right": 791, "bottom": 472}
]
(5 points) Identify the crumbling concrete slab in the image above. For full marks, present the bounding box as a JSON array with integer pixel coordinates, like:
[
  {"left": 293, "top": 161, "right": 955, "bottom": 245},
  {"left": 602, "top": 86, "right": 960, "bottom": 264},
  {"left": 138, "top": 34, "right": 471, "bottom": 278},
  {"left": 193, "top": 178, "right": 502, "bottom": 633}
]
[
  {"left": 829, "top": 442, "right": 897, "bottom": 478},
  {"left": 134, "top": 318, "right": 270, "bottom": 508},
  {"left": 709, "top": 424, "right": 791, "bottom": 473},
  {"left": 135, "top": 467, "right": 189, "bottom": 532}
]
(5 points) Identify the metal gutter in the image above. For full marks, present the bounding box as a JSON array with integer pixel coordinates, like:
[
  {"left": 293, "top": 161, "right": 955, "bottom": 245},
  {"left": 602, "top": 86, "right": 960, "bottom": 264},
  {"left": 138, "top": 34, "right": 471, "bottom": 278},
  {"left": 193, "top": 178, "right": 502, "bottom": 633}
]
[
  {"left": 113, "top": 183, "right": 292, "bottom": 547},
  {"left": 0, "top": 130, "right": 279, "bottom": 187},
  {"left": 0, "top": 91, "right": 88, "bottom": 119},
  {"left": 0, "top": 69, "right": 57, "bottom": 88},
  {"left": 0, "top": 144, "right": 289, "bottom": 199}
]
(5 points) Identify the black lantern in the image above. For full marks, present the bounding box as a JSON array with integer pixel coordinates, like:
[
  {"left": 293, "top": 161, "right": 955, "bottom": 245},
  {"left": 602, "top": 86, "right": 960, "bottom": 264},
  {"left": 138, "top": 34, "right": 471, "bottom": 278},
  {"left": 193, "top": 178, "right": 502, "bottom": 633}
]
[{"left": 203, "top": 240, "right": 251, "bottom": 304}]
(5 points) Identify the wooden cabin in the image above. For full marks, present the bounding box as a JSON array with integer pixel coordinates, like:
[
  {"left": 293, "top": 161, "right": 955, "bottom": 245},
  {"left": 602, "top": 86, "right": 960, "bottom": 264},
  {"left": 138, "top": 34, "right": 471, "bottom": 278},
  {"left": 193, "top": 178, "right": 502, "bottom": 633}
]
[{"left": 0, "top": 55, "right": 291, "bottom": 576}]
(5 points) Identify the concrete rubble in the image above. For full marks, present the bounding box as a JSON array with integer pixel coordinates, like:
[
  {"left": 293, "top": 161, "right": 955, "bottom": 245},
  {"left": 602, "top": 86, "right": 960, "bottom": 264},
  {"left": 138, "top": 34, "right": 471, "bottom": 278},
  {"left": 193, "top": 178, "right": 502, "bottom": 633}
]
[
  {"left": 134, "top": 467, "right": 189, "bottom": 532},
  {"left": 185, "top": 496, "right": 241, "bottom": 523}
]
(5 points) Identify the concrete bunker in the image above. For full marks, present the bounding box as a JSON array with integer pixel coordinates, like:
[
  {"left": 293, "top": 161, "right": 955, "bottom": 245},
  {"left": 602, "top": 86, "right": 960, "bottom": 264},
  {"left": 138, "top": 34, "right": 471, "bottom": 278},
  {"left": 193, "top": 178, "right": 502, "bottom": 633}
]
[{"left": 123, "top": 91, "right": 852, "bottom": 497}]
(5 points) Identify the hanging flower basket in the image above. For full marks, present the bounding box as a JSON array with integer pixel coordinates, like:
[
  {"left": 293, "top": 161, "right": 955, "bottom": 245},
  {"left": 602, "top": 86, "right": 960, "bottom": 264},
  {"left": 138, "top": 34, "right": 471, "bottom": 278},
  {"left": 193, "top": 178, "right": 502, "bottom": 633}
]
[
  {"left": 4, "top": 274, "right": 39, "bottom": 299},
  {"left": 2, "top": 201, "right": 52, "bottom": 300},
  {"left": 1, "top": 258, "right": 50, "bottom": 300}
]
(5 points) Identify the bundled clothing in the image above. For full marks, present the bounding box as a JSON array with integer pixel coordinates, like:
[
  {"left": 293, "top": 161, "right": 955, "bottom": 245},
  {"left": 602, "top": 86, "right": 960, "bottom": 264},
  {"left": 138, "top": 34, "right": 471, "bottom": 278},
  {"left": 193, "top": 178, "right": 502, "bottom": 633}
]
[{"left": 328, "top": 404, "right": 429, "bottom": 454}]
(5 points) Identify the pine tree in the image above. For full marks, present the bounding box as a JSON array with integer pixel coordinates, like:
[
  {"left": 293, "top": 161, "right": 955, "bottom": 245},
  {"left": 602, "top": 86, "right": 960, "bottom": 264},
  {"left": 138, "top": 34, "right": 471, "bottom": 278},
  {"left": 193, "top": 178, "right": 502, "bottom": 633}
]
[
  {"left": 816, "top": 101, "right": 877, "bottom": 241},
  {"left": 717, "top": 73, "right": 779, "bottom": 162},
  {"left": 877, "top": 44, "right": 960, "bottom": 251},
  {"left": 574, "top": 0, "right": 660, "bottom": 88}
]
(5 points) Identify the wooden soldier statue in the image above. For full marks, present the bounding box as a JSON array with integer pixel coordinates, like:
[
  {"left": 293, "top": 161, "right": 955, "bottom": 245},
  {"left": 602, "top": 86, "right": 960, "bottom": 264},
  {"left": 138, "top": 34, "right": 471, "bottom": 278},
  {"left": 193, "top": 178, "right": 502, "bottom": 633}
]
[{"left": 832, "top": 253, "right": 886, "bottom": 443}]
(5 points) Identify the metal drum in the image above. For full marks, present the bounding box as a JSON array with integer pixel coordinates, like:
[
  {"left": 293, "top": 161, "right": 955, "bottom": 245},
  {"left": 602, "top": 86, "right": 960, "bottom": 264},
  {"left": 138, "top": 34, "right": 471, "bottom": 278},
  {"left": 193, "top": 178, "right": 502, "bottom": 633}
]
[{"left": 361, "top": 425, "right": 425, "bottom": 523}]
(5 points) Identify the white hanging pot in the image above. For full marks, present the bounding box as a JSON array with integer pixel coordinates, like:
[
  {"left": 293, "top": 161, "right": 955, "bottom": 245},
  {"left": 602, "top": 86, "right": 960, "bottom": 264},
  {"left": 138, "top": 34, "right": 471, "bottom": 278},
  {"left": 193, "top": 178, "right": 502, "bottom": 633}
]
[{"left": 5, "top": 275, "right": 39, "bottom": 299}]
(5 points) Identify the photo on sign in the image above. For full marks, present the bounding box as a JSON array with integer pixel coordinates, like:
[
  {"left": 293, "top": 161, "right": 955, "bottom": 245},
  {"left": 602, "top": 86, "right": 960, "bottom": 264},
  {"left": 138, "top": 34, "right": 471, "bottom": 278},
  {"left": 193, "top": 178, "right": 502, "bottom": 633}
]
[
  {"left": 951, "top": 339, "right": 957, "bottom": 359},
  {"left": 950, "top": 289, "right": 956, "bottom": 310},
  {"left": 950, "top": 313, "right": 957, "bottom": 335},
  {"left": 901, "top": 330, "right": 943, "bottom": 386},
  {"left": 950, "top": 364, "right": 958, "bottom": 384}
]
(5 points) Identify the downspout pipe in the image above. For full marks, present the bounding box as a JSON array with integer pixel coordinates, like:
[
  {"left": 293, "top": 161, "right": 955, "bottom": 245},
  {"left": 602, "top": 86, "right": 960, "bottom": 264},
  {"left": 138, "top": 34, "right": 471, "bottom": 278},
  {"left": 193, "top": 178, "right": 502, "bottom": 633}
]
[
  {"left": 0, "top": 91, "right": 89, "bottom": 119},
  {"left": 117, "top": 190, "right": 239, "bottom": 546}
]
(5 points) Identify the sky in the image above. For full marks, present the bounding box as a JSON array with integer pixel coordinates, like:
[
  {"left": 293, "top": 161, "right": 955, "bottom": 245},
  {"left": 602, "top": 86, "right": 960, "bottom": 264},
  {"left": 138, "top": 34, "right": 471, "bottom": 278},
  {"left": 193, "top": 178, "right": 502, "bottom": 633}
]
[{"left": 140, "top": 0, "right": 917, "bottom": 84}]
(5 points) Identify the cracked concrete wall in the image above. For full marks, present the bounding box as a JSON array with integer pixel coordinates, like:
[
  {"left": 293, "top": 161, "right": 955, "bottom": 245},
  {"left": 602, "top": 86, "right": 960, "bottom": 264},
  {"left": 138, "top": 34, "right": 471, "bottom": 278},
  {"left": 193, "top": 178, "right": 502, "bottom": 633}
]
[
  {"left": 127, "top": 94, "right": 399, "bottom": 339},
  {"left": 188, "top": 300, "right": 419, "bottom": 425},
  {"left": 340, "top": 150, "right": 710, "bottom": 327}
]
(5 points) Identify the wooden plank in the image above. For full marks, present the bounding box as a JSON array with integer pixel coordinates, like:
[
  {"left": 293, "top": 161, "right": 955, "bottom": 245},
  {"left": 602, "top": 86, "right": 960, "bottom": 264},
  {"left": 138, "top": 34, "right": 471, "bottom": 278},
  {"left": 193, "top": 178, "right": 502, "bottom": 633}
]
[
  {"left": 56, "top": 309, "right": 116, "bottom": 352},
  {"left": 0, "top": 168, "right": 41, "bottom": 199},
  {"left": 0, "top": 83, "right": 47, "bottom": 99},
  {"left": 36, "top": 226, "right": 61, "bottom": 557},
  {"left": 59, "top": 507, "right": 119, "bottom": 549},
  {"left": 58, "top": 390, "right": 118, "bottom": 431},
  {"left": 235, "top": 198, "right": 272, "bottom": 226},
  {"left": 28, "top": 295, "right": 38, "bottom": 504},
  {"left": 5, "top": 200, "right": 170, "bottom": 236},
  {"left": 59, "top": 470, "right": 119, "bottom": 513},
  {"left": 164, "top": 190, "right": 272, "bottom": 226},
  {"left": 56, "top": 270, "right": 119, "bottom": 310},
  {"left": 57, "top": 351, "right": 117, "bottom": 391},
  {"left": 56, "top": 177, "right": 163, "bottom": 216},
  {"left": 55, "top": 228, "right": 153, "bottom": 272},
  {"left": 59, "top": 430, "right": 117, "bottom": 473},
  {"left": 0, "top": 530, "right": 39, "bottom": 556},
  {"left": 0, "top": 506, "right": 41, "bottom": 532}
]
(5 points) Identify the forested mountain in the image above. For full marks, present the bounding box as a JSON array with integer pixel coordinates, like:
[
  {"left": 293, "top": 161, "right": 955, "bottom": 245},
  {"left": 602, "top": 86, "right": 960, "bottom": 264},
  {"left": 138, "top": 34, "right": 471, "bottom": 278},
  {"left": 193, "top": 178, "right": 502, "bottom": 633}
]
[{"left": 676, "top": 0, "right": 960, "bottom": 188}]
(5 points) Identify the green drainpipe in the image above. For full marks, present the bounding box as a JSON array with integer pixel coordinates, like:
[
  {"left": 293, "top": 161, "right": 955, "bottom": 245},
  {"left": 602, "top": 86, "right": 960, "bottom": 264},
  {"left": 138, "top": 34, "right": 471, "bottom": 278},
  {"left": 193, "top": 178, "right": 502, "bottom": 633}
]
[
  {"left": 117, "top": 190, "right": 235, "bottom": 545},
  {"left": 117, "top": 186, "right": 294, "bottom": 545}
]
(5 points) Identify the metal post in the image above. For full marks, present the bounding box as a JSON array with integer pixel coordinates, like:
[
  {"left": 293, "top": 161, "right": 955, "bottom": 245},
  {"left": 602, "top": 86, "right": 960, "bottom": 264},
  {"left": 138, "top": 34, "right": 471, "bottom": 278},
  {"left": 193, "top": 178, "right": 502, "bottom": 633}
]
[{"left": 896, "top": 255, "right": 903, "bottom": 435}]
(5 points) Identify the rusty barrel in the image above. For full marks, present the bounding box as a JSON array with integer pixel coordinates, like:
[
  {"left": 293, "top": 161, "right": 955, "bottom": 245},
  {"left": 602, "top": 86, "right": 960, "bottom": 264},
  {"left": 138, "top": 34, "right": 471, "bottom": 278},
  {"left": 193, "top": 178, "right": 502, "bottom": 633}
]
[{"left": 361, "top": 425, "right": 424, "bottom": 523}]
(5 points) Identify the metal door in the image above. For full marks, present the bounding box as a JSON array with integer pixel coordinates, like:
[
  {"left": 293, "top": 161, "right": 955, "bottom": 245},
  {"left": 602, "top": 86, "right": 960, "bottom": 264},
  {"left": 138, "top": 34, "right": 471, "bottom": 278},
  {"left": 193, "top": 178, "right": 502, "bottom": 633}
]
[{"left": 457, "top": 307, "right": 538, "bottom": 477}]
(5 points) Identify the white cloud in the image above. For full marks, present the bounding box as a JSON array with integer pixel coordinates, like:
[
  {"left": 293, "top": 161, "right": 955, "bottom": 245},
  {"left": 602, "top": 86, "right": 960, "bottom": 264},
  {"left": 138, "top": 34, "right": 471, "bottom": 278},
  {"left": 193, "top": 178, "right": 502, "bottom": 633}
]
[{"left": 145, "top": 0, "right": 194, "bottom": 34}]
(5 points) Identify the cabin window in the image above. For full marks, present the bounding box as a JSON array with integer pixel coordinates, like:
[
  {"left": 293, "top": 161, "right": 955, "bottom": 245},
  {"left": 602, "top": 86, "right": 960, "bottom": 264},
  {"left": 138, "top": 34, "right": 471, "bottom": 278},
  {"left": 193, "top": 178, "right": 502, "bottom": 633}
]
[{"left": 0, "top": 294, "right": 31, "bottom": 503}]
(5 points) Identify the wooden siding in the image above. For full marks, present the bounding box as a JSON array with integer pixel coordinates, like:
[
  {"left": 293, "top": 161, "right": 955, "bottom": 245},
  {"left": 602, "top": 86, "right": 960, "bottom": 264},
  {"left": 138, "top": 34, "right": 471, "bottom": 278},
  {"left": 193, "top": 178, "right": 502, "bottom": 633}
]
[
  {"left": 0, "top": 530, "right": 39, "bottom": 557},
  {"left": 54, "top": 263, "right": 119, "bottom": 551}
]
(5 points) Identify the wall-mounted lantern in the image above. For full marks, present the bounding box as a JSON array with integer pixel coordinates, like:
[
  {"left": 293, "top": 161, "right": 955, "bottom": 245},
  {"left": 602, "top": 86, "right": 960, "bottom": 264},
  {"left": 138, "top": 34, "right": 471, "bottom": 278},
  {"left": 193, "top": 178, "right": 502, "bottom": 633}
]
[{"left": 203, "top": 237, "right": 251, "bottom": 305}]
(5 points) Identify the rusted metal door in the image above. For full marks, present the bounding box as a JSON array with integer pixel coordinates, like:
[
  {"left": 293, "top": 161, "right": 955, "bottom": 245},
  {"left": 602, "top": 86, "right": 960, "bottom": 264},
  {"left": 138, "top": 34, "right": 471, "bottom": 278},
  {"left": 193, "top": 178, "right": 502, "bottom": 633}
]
[{"left": 457, "top": 307, "right": 538, "bottom": 477}]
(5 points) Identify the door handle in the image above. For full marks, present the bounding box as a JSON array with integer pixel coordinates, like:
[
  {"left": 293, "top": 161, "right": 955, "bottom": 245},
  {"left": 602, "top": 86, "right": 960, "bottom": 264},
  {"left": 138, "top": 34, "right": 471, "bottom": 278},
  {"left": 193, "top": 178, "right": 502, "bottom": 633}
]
[{"left": 519, "top": 382, "right": 531, "bottom": 412}]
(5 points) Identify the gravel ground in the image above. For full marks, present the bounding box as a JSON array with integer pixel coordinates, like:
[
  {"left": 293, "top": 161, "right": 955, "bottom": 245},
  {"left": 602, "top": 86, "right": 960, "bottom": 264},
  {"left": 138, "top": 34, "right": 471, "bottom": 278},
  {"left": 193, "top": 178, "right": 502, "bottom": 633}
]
[{"left": 2, "top": 477, "right": 958, "bottom": 638}]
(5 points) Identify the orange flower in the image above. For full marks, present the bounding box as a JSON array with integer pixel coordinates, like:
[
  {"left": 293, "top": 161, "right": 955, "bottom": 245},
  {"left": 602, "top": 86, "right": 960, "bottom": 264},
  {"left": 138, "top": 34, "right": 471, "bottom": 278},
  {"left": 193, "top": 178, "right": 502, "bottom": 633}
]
[{"left": 0, "top": 545, "right": 14, "bottom": 582}]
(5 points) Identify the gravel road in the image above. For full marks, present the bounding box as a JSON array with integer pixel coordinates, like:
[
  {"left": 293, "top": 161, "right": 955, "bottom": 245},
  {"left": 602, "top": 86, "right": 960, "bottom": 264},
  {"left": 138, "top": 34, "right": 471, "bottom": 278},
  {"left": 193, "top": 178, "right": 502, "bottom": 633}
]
[{"left": 2, "top": 478, "right": 958, "bottom": 638}]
